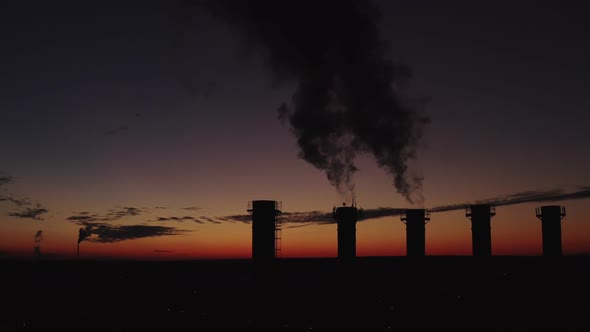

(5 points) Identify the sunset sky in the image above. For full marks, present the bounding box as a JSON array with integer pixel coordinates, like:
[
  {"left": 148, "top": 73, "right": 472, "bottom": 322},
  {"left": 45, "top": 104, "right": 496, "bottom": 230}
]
[{"left": 1, "top": 0, "right": 589, "bottom": 260}]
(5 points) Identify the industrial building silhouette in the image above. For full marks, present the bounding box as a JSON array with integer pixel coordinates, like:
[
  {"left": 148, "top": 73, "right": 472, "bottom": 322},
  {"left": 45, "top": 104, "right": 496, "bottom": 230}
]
[{"left": 248, "top": 200, "right": 567, "bottom": 269}]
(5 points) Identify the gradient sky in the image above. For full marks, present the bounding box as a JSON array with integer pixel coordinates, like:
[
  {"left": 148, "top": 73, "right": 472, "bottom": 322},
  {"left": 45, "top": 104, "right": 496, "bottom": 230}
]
[{"left": 1, "top": 0, "right": 589, "bottom": 260}]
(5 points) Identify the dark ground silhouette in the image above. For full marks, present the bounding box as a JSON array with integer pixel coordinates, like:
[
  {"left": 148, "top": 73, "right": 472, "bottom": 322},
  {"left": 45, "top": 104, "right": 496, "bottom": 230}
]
[{"left": 1, "top": 256, "right": 589, "bottom": 331}]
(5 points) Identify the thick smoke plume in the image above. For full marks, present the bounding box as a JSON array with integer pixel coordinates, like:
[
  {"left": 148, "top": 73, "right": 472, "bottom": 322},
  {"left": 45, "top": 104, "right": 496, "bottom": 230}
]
[{"left": 199, "top": 0, "right": 428, "bottom": 202}]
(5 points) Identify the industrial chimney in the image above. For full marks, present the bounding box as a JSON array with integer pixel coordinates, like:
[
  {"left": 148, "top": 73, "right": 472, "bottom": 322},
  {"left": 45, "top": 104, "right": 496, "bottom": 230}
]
[
  {"left": 248, "top": 200, "right": 282, "bottom": 263},
  {"left": 465, "top": 204, "right": 496, "bottom": 258},
  {"left": 535, "top": 205, "right": 566, "bottom": 258},
  {"left": 332, "top": 204, "right": 362, "bottom": 261},
  {"left": 401, "top": 209, "right": 430, "bottom": 258}
]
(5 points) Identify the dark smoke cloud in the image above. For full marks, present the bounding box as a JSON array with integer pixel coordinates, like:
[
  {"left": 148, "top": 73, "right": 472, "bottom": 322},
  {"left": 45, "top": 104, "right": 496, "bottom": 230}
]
[
  {"left": 199, "top": 0, "right": 428, "bottom": 202},
  {"left": 212, "top": 186, "right": 590, "bottom": 226},
  {"left": 87, "top": 224, "right": 188, "bottom": 243},
  {"left": 217, "top": 211, "right": 334, "bottom": 226},
  {"left": 78, "top": 225, "right": 93, "bottom": 244},
  {"left": 182, "top": 206, "right": 201, "bottom": 211},
  {"left": 362, "top": 207, "right": 405, "bottom": 219},
  {"left": 69, "top": 206, "right": 191, "bottom": 244},
  {"left": 430, "top": 186, "right": 590, "bottom": 213},
  {"left": 73, "top": 221, "right": 189, "bottom": 243},
  {"left": 336, "top": 186, "right": 590, "bottom": 220},
  {"left": 34, "top": 230, "right": 43, "bottom": 243}
]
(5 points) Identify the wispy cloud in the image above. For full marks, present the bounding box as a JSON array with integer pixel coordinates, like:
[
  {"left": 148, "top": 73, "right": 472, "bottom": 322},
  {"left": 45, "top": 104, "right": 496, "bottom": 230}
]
[
  {"left": 1, "top": 173, "right": 49, "bottom": 220},
  {"left": 8, "top": 205, "right": 48, "bottom": 220},
  {"left": 68, "top": 206, "right": 190, "bottom": 244},
  {"left": 154, "top": 216, "right": 198, "bottom": 223},
  {"left": 67, "top": 206, "right": 144, "bottom": 223},
  {"left": 182, "top": 206, "right": 201, "bottom": 211},
  {"left": 0, "top": 174, "right": 13, "bottom": 187},
  {"left": 104, "top": 125, "right": 129, "bottom": 136}
]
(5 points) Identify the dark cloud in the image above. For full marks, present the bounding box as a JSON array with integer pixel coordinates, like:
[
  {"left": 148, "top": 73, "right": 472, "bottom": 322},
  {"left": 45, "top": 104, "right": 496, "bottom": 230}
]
[
  {"left": 154, "top": 206, "right": 168, "bottom": 209},
  {"left": 68, "top": 206, "right": 143, "bottom": 224},
  {"left": 71, "top": 219, "right": 189, "bottom": 244},
  {"left": 0, "top": 175, "right": 13, "bottom": 187},
  {"left": 107, "top": 206, "right": 142, "bottom": 218},
  {"left": 8, "top": 205, "right": 48, "bottom": 220},
  {"left": 182, "top": 206, "right": 201, "bottom": 211},
  {"left": 78, "top": 222, "right": 189, "bottom": 243},
  {"left": 215, "top": 214, "right": 249, "bottom": 223},
  {"left": 154, "top": 250, "right": 171, "bottom": 253},
  {"left": 86, "top": 224, "right": 188, "bottom": 243},
  {"left": 196, "top": 216, "right": 219, "bottom": 224},
  {"left": 155, "top": 215, "right": 202, "bottom": 223},
  {"left": 0, "top": 195, "right": 31, "bottom": 207},
  {"left": 104, "top": 125, "right": 129, "bottom": 135},
  {"left": 199, "top": 0, "right": 428, "bottom": 202},
  {"left": 0, "top": 175, "right": 49, "bottom": 221},
  {"left": 68, "top": 215, "right": 100, "bottom": 222}
]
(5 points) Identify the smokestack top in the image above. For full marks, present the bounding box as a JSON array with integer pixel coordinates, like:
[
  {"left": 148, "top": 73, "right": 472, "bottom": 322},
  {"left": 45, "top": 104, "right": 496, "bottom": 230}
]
[
  {"left": 536, "top": 205, "right": 566, "bottom": 219},
  {"left": 401, "top": 209, "right": 430, "bottom": 222},
  {"left": 248, "top": 200, "right": 282, "bottom": 214},
  {"left": 466, "top": 204, "right": 496, "bottom": 219},
  {"left": 332, "top": 205, "right": 361, "bottom": 221}
]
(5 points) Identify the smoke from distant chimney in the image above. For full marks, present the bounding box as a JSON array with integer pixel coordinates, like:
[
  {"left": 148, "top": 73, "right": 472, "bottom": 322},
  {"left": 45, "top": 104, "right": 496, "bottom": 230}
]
[{"left": 198, "top": 0, "right": 428, "bottom": 203}]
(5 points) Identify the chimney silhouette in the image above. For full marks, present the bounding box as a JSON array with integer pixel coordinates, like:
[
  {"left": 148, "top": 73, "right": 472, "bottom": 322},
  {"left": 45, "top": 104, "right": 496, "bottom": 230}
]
[
  {"left": 466, "top": 204, "right": 495, "bottom": 258},
  {"left": 332, "top": 204, "right": 362, "bottom": 261},
  {"left": 401, "top": 209, "right": 430, "bottom": 258},
  {"left": 535, "top": 205, "right": 566, "bottom": 258},
  {"left": 248, "top": 200, "right": 282, "bottom": 263}
]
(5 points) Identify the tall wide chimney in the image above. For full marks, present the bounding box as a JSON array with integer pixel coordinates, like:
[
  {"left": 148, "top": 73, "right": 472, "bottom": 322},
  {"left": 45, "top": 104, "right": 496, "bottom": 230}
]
[
  {"left": 332, "top": 204, "right": 361, "bottom": 261},
  {"left": 401, "top": 209, "right": 430, "bottom": 258},
  {"left": 535, "top": 205, "right": 566, "bottom": 258},
  {"left": 466, "top": 204, "right": 495, "bottom": 258},
  {"left": 248, "top": 200, "right": 282, "bottom": 263}
]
